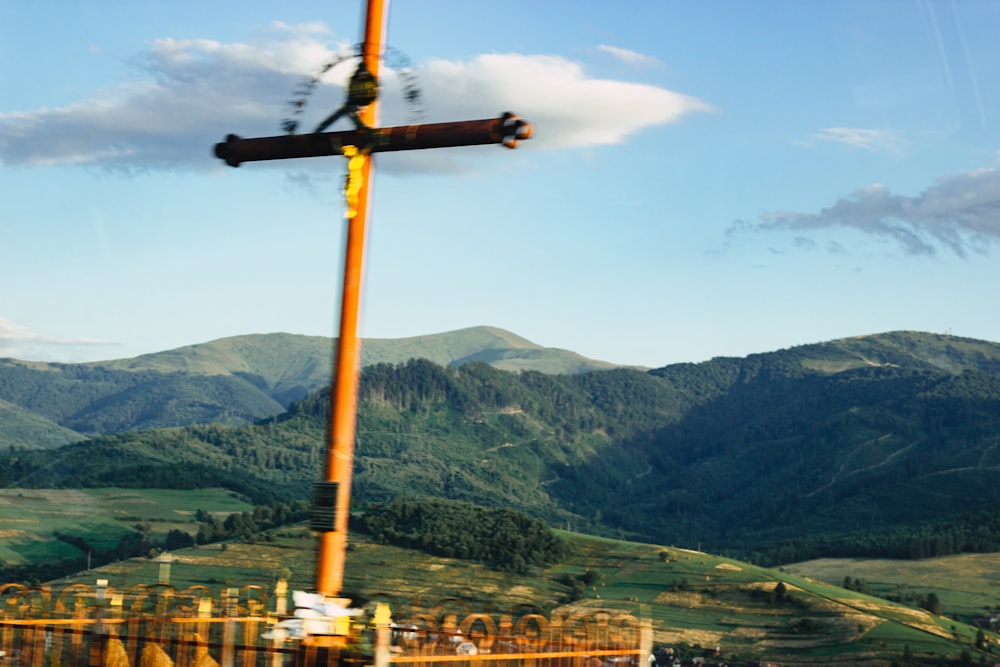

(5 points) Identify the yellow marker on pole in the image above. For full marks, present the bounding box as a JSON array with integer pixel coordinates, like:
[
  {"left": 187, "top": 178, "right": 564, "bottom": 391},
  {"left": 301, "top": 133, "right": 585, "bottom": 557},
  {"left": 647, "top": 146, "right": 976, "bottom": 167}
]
[{"left": 342, "top": 146, "right": 365, "bottom": 219}]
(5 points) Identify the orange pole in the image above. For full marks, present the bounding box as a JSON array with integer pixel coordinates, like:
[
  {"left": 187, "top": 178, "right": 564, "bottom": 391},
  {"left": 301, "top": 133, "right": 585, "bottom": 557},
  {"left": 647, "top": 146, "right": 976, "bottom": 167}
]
[{"left": 315, "top": 0, "right": 388, "bottom": 597}]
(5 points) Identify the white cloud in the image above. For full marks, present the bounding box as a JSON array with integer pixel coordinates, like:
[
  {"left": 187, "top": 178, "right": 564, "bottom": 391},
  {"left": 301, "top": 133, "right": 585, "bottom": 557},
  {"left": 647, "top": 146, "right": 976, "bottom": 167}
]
[
  {"left": 0, "top": 28, "right": 711, "bottom": 172},
  {"left": 738, "top": 168, "right": 1000, "bottom": 257},
  {"left": 408, "top": 53, "right": 711, "bottom": 150},
  {"left": 0, "top": 25, "right": 350, "bottom": 171},
  {"left": 596, "top": 44, "right": 664, "bottom": 69},
  {"left": 0, "top": 315, "right": 116, "bottom": 361},
  {"left": 813, "top": 127, "right": 904, "bottom": 153}
]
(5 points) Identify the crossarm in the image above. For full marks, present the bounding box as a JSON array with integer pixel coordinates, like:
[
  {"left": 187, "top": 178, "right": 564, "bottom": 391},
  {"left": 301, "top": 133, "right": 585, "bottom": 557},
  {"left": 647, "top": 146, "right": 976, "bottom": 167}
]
[{"left": 214, "top": 112, "right": 532, "bottom": 167}]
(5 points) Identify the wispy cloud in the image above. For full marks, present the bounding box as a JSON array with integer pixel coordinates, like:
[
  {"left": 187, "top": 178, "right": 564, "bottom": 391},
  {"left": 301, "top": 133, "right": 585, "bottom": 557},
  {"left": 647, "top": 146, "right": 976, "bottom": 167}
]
[
  {"left": 0, "top": 24, "right": 711, "bottom": 172},
  {"left": 733, "top": 168, "right": 1000, "bottom": 257},
  {"left": 812, "top": 127, "right": 905, "bottom": 153},
  {"left": 596, "top": 44, "right": 664, "bottom": 69},
  {"left": 728, "top": 169, "right": 1000, "bottom": 257},
  {"left": 0, "top": 315, "right": 117, "bottom": 361},
  {"left": 0, "top": 23, "right": 336, "bottom": 171}
]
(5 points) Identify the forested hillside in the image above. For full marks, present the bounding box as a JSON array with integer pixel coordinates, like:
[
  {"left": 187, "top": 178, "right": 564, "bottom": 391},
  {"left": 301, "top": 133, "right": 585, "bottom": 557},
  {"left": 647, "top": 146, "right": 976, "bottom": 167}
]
[
  {"left": 4, "top": 331, "right": 1000, "bottom": 565},
  {"left": 352, "top": 496, "right": 568, "bottom": 573}
]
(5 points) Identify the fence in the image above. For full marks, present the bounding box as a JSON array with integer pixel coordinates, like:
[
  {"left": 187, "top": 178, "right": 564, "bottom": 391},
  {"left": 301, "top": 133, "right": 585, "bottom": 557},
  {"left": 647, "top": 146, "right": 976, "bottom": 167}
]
[{"left": 0, "top": 582, "right": 649, "bottom": 667}]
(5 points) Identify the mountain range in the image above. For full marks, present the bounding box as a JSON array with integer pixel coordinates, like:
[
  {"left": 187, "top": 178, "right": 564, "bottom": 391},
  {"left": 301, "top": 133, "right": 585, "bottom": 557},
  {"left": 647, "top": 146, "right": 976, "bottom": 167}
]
[
  {"left": 3, "top": 327, "right": 1000, "bottom": 564},
  {"left": 0, "top": 326, "right": 620, "bottom": 449}
]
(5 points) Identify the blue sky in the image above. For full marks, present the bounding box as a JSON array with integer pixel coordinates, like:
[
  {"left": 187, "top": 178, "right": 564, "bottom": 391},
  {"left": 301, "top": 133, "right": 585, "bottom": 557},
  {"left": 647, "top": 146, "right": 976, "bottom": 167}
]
[{"left": 2, "top": 1, "right": 999, "bottom": 368}]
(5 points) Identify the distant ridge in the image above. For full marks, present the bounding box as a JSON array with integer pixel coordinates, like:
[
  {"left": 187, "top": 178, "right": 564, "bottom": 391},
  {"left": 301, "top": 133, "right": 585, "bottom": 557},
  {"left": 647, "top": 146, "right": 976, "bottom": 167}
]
[
  {"left": 0, "top": 326, "right": 622, "bottom": 448},
  {"left": 767, "top": 330, "right": 1000, "bottom": 376},
  {"left": 361, "top": 326, "right": 621, "bottom": 374},
  {"left": 96, "top": 326, "right": 621, "bottom": 378},
  {"left": 822, "top": 330, "right": 1000, "bottom": 374}
]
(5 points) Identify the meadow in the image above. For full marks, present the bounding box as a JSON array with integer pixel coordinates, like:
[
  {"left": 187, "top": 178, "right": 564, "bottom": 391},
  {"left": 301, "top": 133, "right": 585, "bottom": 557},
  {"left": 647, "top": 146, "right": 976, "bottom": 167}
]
[
  {"left": 0, "top": 487, "right": 252, "bottom": 565},
  {"left": 42, "top": 523, "right": 1000, "bottom": 667},
  {"left": 5, "top": 487, "right": 1000, "bottom": 664},
  {"left": 784, "top": 553, "right": 1000, "bottom": 624}
]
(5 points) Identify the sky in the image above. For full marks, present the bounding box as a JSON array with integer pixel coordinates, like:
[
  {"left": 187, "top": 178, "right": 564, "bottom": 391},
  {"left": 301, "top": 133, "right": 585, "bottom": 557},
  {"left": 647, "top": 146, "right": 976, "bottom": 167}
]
[{"left": 2, "top": 1, "right": 999, "bottom": 368}]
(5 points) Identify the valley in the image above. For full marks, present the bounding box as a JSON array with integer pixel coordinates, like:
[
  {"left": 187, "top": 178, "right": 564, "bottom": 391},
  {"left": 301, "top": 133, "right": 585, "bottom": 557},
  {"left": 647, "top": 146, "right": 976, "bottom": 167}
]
[{"left": 3, "top": 327, "right": 1000, "bottom": 664}]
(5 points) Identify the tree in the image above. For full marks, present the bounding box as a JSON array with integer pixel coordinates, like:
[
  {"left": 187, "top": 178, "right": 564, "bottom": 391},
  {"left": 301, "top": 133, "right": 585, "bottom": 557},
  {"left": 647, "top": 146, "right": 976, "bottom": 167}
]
[{"left": 165, "top": 529, "right": 194, "bottom": 550}]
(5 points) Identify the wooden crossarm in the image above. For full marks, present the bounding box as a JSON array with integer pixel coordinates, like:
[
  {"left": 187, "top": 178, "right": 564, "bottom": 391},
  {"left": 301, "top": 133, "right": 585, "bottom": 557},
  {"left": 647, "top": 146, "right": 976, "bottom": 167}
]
[{"left": 214, "top": 113, "right": 533, "bottom": 167}]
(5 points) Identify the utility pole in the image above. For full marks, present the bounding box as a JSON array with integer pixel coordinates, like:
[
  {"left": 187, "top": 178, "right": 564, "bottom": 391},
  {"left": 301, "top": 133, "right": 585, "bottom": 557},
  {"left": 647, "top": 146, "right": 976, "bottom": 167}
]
[
  {"left": 314, "top": 0, "right": 384, "bottom": 601},
  {"left": 214, "top": 0, "right": 531, "bottom": 598}
]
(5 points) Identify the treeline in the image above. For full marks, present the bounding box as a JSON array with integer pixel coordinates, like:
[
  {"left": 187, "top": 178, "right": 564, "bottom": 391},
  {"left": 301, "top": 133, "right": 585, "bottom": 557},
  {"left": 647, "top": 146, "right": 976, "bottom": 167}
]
[
  {"left": 352, "top": 496, "right": 569, "bottom": 573},
  {"left": 741, "top": 502, "right": 1000, "bottom": 565},
  {"left": 192, "top": 500, "right": 310, "bottom": 543},
  {"left": 0, "top": 422, "right": 322, "bottom": 505},
  {"left": 289, "top": 359, "right": 684, "bottom": 442}
]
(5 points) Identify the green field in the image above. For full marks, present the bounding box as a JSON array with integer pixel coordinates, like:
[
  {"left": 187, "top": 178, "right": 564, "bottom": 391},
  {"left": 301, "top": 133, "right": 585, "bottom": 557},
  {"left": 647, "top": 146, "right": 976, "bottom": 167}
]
[
  {"left": 41, "top": 526, "right": 1000, "bottom": 667},
  {"left": 0, "top": 488, "right": 252, "bottom": 565},
  {"left": 6, "top": 486, "right": 1000, "bottom": 665},
  {"left": 784, "top": 553, "right": 1000, "bottom": 625}
]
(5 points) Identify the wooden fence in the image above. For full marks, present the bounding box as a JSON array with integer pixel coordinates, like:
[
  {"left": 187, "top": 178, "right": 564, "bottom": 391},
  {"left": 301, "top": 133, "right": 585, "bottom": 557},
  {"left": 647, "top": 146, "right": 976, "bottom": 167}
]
[{"left": 0, "top": 582, "right": 649, "bottom": 667}]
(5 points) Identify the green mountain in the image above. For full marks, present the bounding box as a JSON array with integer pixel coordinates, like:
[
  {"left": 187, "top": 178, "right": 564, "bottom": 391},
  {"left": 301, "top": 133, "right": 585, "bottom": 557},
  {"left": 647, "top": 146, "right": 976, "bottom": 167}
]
[
  {"left": 638, "top": 331, "right": 1000, "bottom": 549},
  {"left": 5, "top": 330, "right": 1000, "bottom": 567},
  {"left": 100, "top": 326, "right": 618, "bottom": 378},
  {"left": 0, "top": 398, "right": 86, "bottom": 450},
  {"left": 0, "top": 326, "right": 620, "bottom": 448}
]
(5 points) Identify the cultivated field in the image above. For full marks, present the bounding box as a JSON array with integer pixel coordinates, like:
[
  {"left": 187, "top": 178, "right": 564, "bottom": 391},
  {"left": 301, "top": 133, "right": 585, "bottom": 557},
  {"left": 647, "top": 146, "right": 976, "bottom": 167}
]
[
  {"left": 0, "top": 488, "right": 252, "bottom": 565},
  {"left": 41, "top": 526, "right": 1000, "bottom": 667},
  {"left": 784, "top": 552, "right": 1000, "bottom": 622}
]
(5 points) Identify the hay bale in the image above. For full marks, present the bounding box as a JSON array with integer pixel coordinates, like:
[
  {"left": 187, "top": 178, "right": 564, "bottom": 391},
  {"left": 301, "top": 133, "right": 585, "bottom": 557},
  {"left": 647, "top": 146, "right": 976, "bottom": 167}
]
[
  {"left": 139, "top": 644, "right": 174, "bottom": 667},
  {"left": 189, "top": 633, "right": 218, "bottom": 667},
  {"left": 104, "top": 638, "right": 130, "bottom": 667},
  {"left": 192, "top": 651, "right": 219, "bottom": 667}
]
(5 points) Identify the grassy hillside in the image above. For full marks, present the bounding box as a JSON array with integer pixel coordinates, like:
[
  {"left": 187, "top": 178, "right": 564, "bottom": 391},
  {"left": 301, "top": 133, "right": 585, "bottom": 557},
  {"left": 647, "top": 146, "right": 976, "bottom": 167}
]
[
  {"left": 785, "top": 553, "right": 1000, "bottom": 625},
  {"left": 801, "top": 331, "right": 1000, "bottom": 375},
  {"left": 362, "top": 326, "right": 622, "bottom": 374},
  {"left": 0, "top": 399, "right": 85, "bottom": 449},
  {"left": 53, "top": 527, "right": 1000, "bottom": 666},
  {"left": 97, "top": 332, "right": 334, "bottom": 406},
  {"left": 0, "top": 487, "right": 252, "bottom": 567},
  {"left": 107, "top": 327, "right": 622, "bottom": 379}
]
